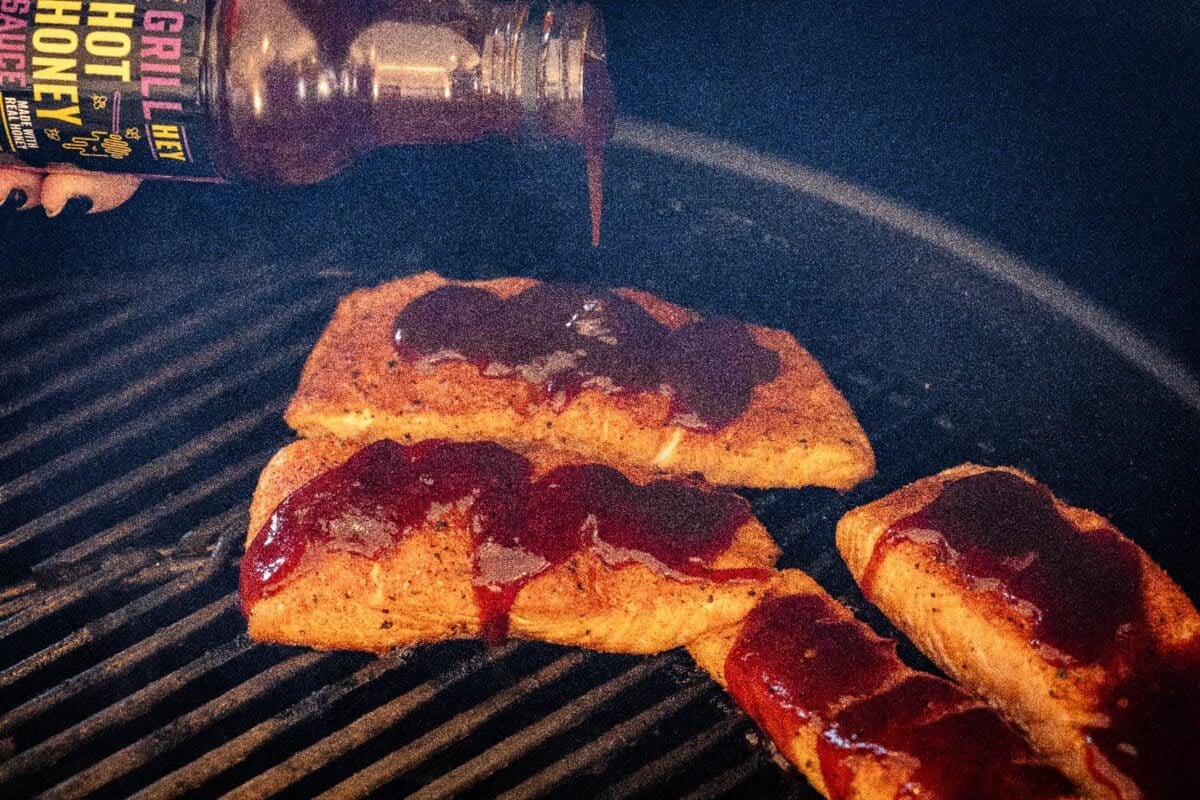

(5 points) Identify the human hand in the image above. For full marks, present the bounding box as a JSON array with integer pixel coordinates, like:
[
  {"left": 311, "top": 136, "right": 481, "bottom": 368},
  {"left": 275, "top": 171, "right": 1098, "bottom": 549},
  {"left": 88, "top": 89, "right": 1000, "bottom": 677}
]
[{"left": 0, "top": 167, "right": 141, "bottom": 216}]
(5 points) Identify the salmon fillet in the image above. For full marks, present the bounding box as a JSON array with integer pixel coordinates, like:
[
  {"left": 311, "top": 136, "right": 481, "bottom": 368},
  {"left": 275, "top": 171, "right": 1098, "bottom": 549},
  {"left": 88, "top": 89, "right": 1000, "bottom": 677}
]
[
  {"left": 688, "top": 570, "right": 1077, "bottom": 800},
  {"left": 243, "top": 437, "right": 779, "bottom": 654},
  {"left": 283, "top": 272, "right": 874, "bottom": 489},
  {"left": 241, "top": 442, "right": 1080, "bottom": 798},
  {"left": 836, "top": 465, "right": 1200, "bottom": 800}
]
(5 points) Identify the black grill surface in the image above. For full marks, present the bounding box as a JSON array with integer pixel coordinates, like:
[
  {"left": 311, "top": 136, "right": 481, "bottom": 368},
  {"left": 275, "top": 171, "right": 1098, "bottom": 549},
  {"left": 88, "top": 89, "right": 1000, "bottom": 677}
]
[{"left": 2, "top": 139, "right": 1197, "bottom": 799}]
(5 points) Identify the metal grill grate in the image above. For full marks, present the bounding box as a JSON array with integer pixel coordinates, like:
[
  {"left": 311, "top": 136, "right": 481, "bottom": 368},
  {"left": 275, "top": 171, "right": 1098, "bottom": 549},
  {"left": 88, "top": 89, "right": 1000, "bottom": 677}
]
[{"left": 0, "top": 269, "right": 1027, "bottom": 799}]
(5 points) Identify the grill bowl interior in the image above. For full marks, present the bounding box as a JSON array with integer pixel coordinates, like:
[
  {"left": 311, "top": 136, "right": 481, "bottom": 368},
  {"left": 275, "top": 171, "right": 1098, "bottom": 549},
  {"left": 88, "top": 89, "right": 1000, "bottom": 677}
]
[{"left": 1, "top": 127, "right": 1196, "bottom": 799}]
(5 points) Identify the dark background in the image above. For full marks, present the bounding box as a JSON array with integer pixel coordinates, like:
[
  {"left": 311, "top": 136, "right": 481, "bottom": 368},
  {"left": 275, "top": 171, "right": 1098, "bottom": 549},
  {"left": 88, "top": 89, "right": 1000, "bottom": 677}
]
[
  {"left": 3, "top": 0, "right": 1198, "bottom": 367},
  {"left": 597, "top": 0, "right": 1199, "bottom": 368}
]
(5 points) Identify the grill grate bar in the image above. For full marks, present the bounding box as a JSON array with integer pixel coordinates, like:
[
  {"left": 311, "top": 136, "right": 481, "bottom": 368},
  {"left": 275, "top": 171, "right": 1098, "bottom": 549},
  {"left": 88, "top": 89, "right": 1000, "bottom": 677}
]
[
  {"left": 314, "top": 651, "right": 590, "bottom": 800},
  {"left": 0, "top": 280, "right": 200, "bottom": 381},
  {"left": 0, "top": 549, "right": 158, "bottom": 642},
  {"left": 495, "top": 681, "right": 713, "bottom": 800},
  {"left": 0, "top": 598, "right": 35, "bottom": 622},
  {"left": 131, "top": 651, "right": 412, "bottom": 800},
  {"left": 0, "top": 295, "right": 324, "bottom": 462},
  {"left": 0, "top": 580, "right": 36, "bottom": 618},
  {"left": 39, "top": 458, "right": 260, "bottom": 573},
  {"left": 224, "top": 643, "right": 520, "bottom": 800},
  {"left": 0, "top": 285, "right": 133, "bottom": 340},
  {"left": 0, "top": 630, "right": 249, "bottom": 786},
  {"left": 0, "top": 583, "right": 38, "bottom": 620},
  {"left": 42, "top": 649, "right": 330, "bottom": 800},
  {"left": 598, "top": 715, "right": 746, "bottom": 800},
  {"left": 0, "top": 594, "right": 239, "bottom": 738},
  {"left": 0, "top": 343, "right": 306, "bottom": 505},
  {"left": 0, "top": 579, "right": 35, "bottom": 603},
  {"left": 0, "top": 401, "right": 282, "bottom": 556},
  {"left": 0, "top": 539, "right": 231, "bottom": 690},
  {"left": 117, "top": 554, "right": 221, "bottom": 588},
  {"left": 680, "top": 757, "right": 770, "bottom": 800},
  {"left": 171, "top": 503, "right": 251, "bottom": 556},
  {"left": 408, "top": 654, "right": 676, "bottom": 800},
  {"left": 0, "top": 275, "right": 287, "bottom": 419}
]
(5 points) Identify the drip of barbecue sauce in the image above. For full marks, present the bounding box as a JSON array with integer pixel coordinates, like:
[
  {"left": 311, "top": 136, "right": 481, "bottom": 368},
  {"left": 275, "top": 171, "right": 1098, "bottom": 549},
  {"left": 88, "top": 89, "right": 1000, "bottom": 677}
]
[
  {"left": 393, "top": 284, "right": 780, "bottom": 429},
  {"left": 863, "top": 470, "right": 1200, "bottom": 800},
  {"left": 583, "top": 54, "right": 614, "bottom": 247},
  {"left": 820, "top": 675, "right": 1073, "bottom": 800},
  {"left": 725, "top": 594, "right": 1073, "bottom": 799},
  {"left": 240, "top": 440, "right": 761, "bottom": 645}
]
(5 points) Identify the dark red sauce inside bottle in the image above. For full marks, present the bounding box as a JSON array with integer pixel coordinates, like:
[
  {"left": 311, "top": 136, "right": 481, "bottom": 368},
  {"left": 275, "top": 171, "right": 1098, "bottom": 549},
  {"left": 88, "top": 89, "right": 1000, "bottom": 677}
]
[
  {"left": 726, "top": 594, "right": 1074, "bottom": 800},
  {"left": 212, "top": 0, "right": 614, "bottom": 243},
  {"left": 863, "top": 470, "right": 1200, "bottom": 799},
  {"left": 241, "top": 439, "right": 760, "bottom": 645},
  {"left": 393, "top": 283, "right": 780, "bottom": 429}
]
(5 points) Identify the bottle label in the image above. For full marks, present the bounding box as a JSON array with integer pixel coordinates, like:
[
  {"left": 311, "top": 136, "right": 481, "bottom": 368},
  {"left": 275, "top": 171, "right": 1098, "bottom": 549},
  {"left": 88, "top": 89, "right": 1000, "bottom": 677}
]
[{"left": 0, "top": 0, "right": 215, "bottom": 177}]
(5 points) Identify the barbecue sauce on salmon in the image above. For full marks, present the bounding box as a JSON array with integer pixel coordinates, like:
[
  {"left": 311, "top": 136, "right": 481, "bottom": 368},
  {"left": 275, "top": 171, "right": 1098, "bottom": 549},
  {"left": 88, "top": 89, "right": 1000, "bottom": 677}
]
[
  {"left": 393, "top": 284, "right": 780, "bottom": 429},
  {"left": 241, "top": 440, "right": 762, "bottom": 644},
  {"left": 725, "top": 593, "right": 1074, "bottom": 799},
  {"left": 864, "top": 470, "right": 1200, "bottom": 799}
]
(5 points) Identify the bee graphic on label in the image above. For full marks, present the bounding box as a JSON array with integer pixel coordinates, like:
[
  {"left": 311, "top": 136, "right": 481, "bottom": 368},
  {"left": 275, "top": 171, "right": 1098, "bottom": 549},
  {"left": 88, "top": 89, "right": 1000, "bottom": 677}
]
[{"left": 61, "top": 131, "right": 133, "bottom": 160}]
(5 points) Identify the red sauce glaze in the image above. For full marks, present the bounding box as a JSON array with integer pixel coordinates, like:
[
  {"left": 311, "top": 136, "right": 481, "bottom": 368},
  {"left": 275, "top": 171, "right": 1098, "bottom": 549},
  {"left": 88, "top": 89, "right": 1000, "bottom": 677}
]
[
  {"left": 392, "top": 283, "right": 780, "bottom": 429},
  {"left": 865, "top": 470, "right": 1142, "bottom": 664},
  {"left": 1084, "top": 640, "right": 1200, "bottom": 800},
  {"left": 724, "top": 595, "right": 901, "bottom": 744},
  {"left": 239, "top": 439, "right": 529, "bottom": 608},
  {"left": 820, "top": 676, "right": 1073, "bottom": 800},
  {"left": 863, "top": 470, "right": 1200, "bottom": 799},
  {"left": 726, "top": 594, "right": 1074, "bottom": 800},
  {"left": 241, "top": 440, "right": 759, "bottom": 645}
]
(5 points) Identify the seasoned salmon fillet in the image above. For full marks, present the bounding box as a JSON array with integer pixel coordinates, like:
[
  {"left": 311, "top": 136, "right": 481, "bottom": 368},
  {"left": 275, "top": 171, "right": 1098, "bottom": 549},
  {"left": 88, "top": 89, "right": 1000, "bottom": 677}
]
[
  {"left": 242, "top": 437, "right": 779, "bottom": 654},
  {"left": 836, "top": 465, "right": 1200, "bottom": 800},
  {"left": 283, "top": 272, "right": 874, "bottom": 489},
  {"left": 688, "top": 570, "right": 1077, "bottom": 800}
]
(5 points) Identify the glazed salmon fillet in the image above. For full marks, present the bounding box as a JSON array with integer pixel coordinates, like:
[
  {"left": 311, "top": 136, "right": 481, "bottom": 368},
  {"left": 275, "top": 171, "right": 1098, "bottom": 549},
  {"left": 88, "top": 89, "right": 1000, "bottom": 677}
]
[
  {"left": 242, "top": 437, "right": 779, "bottom": 654},
  {"left": 836, "top": 465, "right": 1200, "bottom": 800},
  {"left": 283, "top": 272, "right": 874, "bottom": 490},
  {"left": 240, "top": 442, "right": 1083, "bottom": 798},
  {"left": 687, "top": 570, "right": 1077, "bottom": 800}
]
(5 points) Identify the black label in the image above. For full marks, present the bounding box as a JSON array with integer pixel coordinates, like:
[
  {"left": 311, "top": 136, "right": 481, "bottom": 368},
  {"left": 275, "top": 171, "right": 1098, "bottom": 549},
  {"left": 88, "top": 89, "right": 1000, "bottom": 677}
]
[{"left": 0, "top": 0, "right": 214, "bottom": 177}]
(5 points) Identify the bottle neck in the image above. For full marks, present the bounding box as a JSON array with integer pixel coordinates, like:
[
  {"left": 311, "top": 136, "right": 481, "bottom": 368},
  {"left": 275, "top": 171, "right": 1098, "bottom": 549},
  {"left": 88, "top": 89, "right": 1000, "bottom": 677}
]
[{"left": 487, "top": 2, "right": 612, "bottom": 143}]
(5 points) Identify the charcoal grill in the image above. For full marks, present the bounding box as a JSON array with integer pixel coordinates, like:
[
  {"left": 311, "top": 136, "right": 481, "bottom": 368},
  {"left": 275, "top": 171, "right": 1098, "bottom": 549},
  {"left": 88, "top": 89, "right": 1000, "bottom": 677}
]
[{"left": 1, "top": 119, "right": 1197, "bottom": 799}]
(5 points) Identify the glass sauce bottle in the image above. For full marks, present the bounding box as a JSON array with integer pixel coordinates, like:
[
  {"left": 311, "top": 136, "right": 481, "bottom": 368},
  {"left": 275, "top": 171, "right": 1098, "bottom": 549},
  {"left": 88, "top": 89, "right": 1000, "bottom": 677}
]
[{"left": 0, "top": 0, "right": 613, "bottom": 240}]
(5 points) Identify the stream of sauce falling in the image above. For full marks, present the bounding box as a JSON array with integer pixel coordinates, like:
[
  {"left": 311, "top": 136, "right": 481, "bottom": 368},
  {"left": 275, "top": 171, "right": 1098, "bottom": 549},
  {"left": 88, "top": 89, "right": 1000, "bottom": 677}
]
[
  {"left": 585, "top": 142, "right": 604, "bottom": 247},
  {"left": 725, "top": 593, "right": 1074, "bottom": 799},
  {"left": 863, "top": 470, "right": 1200, "bottom": 799},
  {"left": 240, "top": 440, "right": 761, "bottom": 645},
  {"left": 583, "top": 53, "right": 614, "bottom": 247}
]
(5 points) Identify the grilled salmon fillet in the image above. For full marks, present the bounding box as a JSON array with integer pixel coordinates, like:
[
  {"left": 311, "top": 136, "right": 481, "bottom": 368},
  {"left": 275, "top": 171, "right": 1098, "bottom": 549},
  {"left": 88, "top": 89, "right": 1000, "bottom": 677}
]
[
  {"left": 243, "top": 437, "right": 779, "bottom": 654},
  {"left": 836, "top": 464, "right": 1200, "bottom": 800},
  {"left": 283, "top": 272, "right": 874, "bottom": 489},
  {"left": 688, "top": 570, "right": 1077, "bottom": 800}
]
